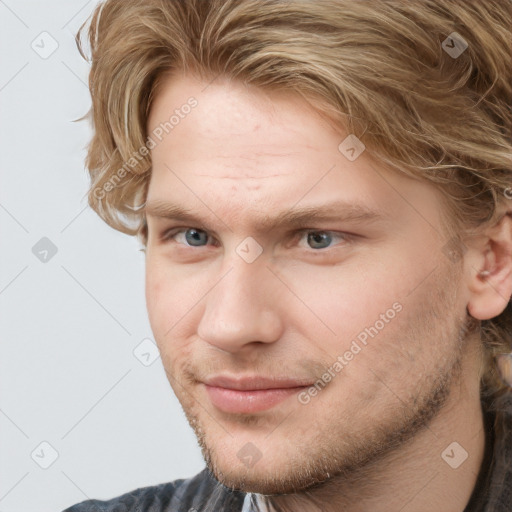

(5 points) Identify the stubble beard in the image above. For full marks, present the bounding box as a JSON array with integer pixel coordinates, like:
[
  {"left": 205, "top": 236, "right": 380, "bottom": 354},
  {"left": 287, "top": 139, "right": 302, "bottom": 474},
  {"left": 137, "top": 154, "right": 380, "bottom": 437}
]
[{"left": 174, "top": 266, "right": 470, "bottom": 509}]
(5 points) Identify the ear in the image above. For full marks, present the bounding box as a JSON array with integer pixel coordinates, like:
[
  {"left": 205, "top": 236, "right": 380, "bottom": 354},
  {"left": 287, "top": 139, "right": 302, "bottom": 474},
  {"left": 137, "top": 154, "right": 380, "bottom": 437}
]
[{"left": 466, "top": 212, "right": 512, "bottom": 320}]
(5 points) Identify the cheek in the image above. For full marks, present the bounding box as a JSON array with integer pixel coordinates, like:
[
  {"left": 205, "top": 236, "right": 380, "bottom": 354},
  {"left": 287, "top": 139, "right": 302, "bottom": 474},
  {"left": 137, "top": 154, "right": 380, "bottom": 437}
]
[
  {"left": 145, "top": 263, "right": 164, "bottom": 329},
  {"left": 145, "top": 260, "right": 187, "bottom": 339},
  {"left": 145, "top": 266, "right": 192, "bottom": 373},
  {"left": 284, "top": 261, "right": 405, "bottom": 341},
  {"left": 145, "top": 258, "right": 210, "bottom": 348},
  {"left": 284, "top": 257, "right": 435, "bottom": 387}
]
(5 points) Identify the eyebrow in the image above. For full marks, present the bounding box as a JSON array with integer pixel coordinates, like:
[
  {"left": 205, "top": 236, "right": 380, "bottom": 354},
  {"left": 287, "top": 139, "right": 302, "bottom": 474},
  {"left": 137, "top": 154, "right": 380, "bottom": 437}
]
[{"left": 144, "top": 199, "right": 389, "bottom": 233}]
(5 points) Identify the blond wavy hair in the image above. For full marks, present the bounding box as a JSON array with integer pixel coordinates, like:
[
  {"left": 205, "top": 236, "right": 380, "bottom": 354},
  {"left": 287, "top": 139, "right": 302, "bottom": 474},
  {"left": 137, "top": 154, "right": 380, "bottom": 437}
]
[{"left": 76, "top": 0, "right": 512, "bottom": 397}]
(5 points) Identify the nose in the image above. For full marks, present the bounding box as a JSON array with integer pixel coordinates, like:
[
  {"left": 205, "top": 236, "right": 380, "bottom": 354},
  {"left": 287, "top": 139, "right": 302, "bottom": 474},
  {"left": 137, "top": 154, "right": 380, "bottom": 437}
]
[{"left": 196, "top": 252, "right": 285, "bottom": 354}]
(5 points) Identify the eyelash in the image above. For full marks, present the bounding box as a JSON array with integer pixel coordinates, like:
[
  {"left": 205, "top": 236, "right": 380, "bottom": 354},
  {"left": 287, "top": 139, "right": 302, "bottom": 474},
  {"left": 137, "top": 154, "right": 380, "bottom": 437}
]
[{"left": 159, "top": 227, "right": 351, "bottom": 251}]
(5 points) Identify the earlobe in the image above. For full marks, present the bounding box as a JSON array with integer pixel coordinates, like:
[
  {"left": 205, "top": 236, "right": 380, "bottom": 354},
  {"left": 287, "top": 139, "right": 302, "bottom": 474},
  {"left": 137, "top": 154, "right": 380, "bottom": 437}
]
[{"left": 467, "top": 213, "right": 512, "bottom": 321}]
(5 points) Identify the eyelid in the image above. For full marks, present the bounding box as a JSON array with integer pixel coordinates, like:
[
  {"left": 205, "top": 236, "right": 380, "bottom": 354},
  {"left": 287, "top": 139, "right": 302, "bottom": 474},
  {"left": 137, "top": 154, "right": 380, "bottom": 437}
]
[
  {"left": 160, "top": 227, "right": 216, "bottom": 245},
  {"left": 160, "top": 226, "right": 352, "bottom": 249},
  {"left": 290, "top": 228, "right": 351, "bottom": 248}
]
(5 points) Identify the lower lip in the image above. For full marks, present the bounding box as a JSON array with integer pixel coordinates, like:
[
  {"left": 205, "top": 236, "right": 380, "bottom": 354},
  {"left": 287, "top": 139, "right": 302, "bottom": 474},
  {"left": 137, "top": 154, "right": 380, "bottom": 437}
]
[{"left": 204, "top": 384, "right": 308, "bottom": 413}]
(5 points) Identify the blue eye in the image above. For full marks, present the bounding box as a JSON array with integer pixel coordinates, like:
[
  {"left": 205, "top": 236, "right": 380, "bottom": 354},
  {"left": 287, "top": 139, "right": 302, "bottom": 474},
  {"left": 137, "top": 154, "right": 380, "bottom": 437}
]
[
  {"left": 181, "top": 228, "right": 209, "bottom": 247},
  {"left": 161, "top": 228, "right": 347, "bottom": 251},
  {"left": 305, "top": 231, "right": 334, "bottom": 249}
]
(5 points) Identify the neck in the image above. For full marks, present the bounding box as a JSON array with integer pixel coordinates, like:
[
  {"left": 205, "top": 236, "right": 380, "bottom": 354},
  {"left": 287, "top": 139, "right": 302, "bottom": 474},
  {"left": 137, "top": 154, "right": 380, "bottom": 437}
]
[{"left": 269, "top": 343, "right": 486, "bottom": 512}]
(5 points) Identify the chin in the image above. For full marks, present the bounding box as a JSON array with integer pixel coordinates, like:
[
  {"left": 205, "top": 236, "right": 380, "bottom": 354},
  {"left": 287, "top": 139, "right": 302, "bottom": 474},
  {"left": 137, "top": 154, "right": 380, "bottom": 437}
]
[
  {"left": 207, "top": 453, "right": 329, "bottom": 495},
  {"left": 214, "top": 470, "right": 305, "bottom": 495}
]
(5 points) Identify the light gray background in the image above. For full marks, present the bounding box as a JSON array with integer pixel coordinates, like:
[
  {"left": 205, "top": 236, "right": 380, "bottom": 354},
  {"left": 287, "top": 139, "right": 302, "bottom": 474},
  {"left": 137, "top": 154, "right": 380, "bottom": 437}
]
[{"left": 0, "top": 2, "right": 205, "bottom": 511}]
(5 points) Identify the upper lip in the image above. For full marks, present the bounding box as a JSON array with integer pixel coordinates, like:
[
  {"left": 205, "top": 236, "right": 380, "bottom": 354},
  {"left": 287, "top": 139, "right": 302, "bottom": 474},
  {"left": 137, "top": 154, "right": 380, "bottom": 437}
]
[{"left": 202, "top": 375, "right": 314, "bottom": 390}]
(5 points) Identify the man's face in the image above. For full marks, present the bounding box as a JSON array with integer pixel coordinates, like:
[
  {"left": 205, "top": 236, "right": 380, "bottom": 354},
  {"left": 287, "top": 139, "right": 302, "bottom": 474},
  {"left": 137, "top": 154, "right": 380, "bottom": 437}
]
[{"left": 144, "top": 73, "right": 471, "bottom": 493}]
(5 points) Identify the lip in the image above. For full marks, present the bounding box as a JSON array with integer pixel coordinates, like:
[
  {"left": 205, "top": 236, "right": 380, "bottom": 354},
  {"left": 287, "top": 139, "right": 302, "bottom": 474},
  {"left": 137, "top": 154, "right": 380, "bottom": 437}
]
[
  {"left": 202, "top": 375, "right": 313, "bottom": 414},
  {"left": 203, "top": 375, "right": 314, "bottom": 390}
]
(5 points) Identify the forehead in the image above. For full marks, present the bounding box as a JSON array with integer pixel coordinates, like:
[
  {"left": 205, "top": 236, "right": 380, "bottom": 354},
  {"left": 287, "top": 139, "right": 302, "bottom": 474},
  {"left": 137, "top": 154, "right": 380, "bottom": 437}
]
[
  {"left": 145, "top": 73, "right": 444, "bottom": 234},
  {"left": 147, "top": 72, "right": 336, "bottom": 170}
]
